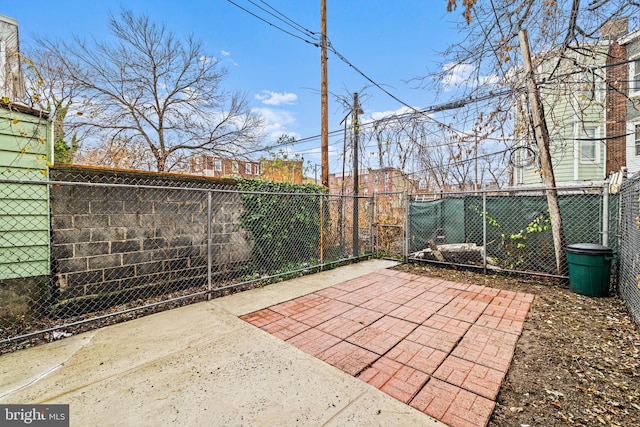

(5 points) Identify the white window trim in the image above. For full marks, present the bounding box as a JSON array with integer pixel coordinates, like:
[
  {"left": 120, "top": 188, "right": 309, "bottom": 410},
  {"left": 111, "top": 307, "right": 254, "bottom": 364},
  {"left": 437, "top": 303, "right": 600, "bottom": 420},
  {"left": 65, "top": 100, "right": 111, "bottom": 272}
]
[
  {"left": 245, "top": 163, "right": 252, "bottom": 175},
  {"left": 578, "top": 72, "right": 604, "bottom": 104},
  {"left": 578, "top": 126, "right": 600, "bottom": 164},
  {"left": 630, "top": 56, "right": 640, "bottom": 98},
  {"left": 0, "top": 41, "right": 6, "bottom": 94}
]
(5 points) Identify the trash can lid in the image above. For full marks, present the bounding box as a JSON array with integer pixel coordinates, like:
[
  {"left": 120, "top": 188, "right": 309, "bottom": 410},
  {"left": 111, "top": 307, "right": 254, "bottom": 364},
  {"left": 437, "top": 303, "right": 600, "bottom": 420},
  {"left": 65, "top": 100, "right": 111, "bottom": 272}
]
[{"left": 565, "top": 243, "right": 613, "bottom": 255}]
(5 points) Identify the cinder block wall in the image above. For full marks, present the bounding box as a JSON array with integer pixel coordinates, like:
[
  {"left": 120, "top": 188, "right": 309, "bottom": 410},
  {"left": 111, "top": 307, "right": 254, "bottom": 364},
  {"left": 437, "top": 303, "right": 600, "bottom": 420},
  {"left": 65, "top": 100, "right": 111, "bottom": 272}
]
[{"left": 49, "top": 166, "right": 252, "bottom": 305}]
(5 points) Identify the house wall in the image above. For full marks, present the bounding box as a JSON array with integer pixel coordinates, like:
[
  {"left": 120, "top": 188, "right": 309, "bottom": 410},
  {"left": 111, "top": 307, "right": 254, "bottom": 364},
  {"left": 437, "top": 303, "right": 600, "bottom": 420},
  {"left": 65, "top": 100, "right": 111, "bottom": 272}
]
[
  {"left": 626, "top": 37, "right": 640, "bottom": 175},
  {"left": 188, "top": 155, "right": 262, "bottom": 179},
  {"left": 514, "top": 47, "right": 608, "bottom": 185},
  {"left": 0, "top": 104, "right": 51, "bottom": 322},
  {"left": 261, "top": 159, "right": 304, "bottom": 184},
  {"left": 627, "top": 38, "right": 640, "bottom": 122},
  {"left": 328, "top": 168, "right": 415, "bottom": 195},
  {"left": 606, "top": 39, "right": 628, "bottom": 174},
  {"left": 0, "top": 105, "right": 51, "bottom": 280}
]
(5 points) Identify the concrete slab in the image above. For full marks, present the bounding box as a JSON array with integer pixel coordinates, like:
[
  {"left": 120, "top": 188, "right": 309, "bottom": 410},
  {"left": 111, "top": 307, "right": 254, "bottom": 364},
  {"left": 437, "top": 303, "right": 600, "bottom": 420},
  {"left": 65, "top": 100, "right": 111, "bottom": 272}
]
[{"left": 0, "top": 259, "right": 444, "bottom": 427}]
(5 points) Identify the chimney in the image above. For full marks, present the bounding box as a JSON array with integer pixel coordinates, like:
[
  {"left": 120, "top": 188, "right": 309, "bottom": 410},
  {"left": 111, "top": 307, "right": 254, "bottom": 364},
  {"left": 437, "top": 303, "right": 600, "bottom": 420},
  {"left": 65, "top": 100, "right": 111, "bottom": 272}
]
[{"left": 601, "top": 17, "right": 628, "bottom": 40}]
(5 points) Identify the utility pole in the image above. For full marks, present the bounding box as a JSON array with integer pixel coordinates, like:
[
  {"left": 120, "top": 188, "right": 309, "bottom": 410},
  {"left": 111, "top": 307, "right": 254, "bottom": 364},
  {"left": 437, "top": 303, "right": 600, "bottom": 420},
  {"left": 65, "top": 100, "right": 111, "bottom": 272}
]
[
  {"left": 320, "top": 0, "right": 329, "bottom": 188},
  {"left": 518, "top": 28, "right": 566, "bottom": 275},
  {"left": 352, "top": 92, "right": 362, "bottom": 257}
]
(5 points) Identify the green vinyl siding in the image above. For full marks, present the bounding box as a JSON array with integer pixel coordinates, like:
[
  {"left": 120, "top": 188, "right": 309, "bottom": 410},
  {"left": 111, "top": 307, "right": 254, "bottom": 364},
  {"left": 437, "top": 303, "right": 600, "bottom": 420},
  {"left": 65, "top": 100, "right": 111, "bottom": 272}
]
[
  {"left": 514, "top": 45, "right": 607, "bottom": 185},
  {"left": 0, "top": 105, "right": 52, "bottom": 280}
]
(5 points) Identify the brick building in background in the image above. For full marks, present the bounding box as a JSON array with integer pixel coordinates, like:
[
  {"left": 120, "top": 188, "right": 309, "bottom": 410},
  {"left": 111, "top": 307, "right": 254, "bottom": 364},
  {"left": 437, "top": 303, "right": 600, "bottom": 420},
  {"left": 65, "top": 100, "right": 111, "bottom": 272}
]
[
  {"left": 261, "top": 159, "right": 304, "bottom": 184},
  {"left": 187, "top": 154, "right": 303, "bottom": 183},
  {"left": 328, "top": 167, "right": 418, "bottom": 196}
]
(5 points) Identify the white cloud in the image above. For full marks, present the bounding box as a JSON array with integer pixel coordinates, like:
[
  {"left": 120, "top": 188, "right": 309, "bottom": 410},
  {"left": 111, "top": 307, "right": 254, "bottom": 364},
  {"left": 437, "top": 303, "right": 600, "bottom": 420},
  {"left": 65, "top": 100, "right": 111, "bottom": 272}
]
[
  {"left": 367, "top": 106, "right": 416, "bottom": 122},
  {"left": 255, "top": 90, "right": 298, "bottom": 106},
  {"left": 253, "top": 107, "right": 298, "bottom": 141},
  {"left": 199, "top": 55, "right": 219, "bottom": 64},
  {"left": 441, "top": 62, "right": 501, "bottom": 91},
  {"left": 220, "top": 50, "right": 231, "bottom": 56},
  {"left": 441, "top": 62, "right": 476, "bottom": 91}
]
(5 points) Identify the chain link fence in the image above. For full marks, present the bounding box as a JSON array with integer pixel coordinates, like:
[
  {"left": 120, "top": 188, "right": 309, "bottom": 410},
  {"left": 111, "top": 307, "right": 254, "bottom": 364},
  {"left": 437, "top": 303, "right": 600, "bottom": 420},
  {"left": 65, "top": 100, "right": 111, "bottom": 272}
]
[
  {"left": 618, "top": 173, "right": 640, "bottom": 327},
  {"left": 0, "top": 167, "right": 373, "bottom": 348},
  {"left": 406, "top": 185, "right": 618, "bottom": 279},
  {"left": 372, "top": 192, "right": 407, "bottom": 258},
  {"left": 4, "top": 168, "right": 640, "bottom": 348}
]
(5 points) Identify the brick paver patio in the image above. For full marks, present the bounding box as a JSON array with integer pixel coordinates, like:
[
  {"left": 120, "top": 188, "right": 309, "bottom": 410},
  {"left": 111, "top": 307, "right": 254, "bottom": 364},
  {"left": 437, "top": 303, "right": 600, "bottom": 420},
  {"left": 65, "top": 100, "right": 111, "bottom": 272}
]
[{"left": 241, "top": 269, "right": 534, "bottom": 427}]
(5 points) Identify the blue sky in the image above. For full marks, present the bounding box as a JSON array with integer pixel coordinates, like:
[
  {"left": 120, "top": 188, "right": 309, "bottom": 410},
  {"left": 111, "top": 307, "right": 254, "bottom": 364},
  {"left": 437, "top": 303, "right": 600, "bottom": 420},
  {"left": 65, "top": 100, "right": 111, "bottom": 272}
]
[{"left": 2, "top": 1, "right": 466, "bottom": 173}]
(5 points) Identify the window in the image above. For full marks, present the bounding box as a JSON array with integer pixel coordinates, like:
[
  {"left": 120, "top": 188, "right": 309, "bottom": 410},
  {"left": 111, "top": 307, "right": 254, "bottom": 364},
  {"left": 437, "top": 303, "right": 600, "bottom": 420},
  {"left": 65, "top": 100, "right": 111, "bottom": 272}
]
[
  {"left": 630, "top": 59, "right": 640, "bottom": 95},
  {"left": 579, "top": 71, "right": 599, "bottom": 102},
  {"left": 636, "top": 124, "right": 640, "bottom": 156},
  {"left": 232, "top": 161, "right": 238, "bottom": 174},
  {"left": 245, "top": 163, "right": 252, "bottom": 175},
  {"left": 214, "top": 158, "right": 222, "bottom": 172},
  {"left": 253, "top": 163, "right": 260, "bottom": 175},
  {"left": 0, "top": 41, "right": 5, "bottom": 94},
  {"left": 579, "top": 127, "right": 598, "bottom": 162}
]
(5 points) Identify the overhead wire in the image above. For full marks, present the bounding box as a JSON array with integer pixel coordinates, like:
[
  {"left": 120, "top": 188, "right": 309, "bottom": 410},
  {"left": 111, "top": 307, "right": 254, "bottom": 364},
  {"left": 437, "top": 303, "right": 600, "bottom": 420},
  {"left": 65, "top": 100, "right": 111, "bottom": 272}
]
[
  {"left": 256, "top": 0, "right": 317, "bottom": 37},
  {"left": 225, "top": 0, "right": 514, "bottom": 145},
  {"left": 226, "top": 0, "right": 625, "bottom": 182},
  {"left": 225, "top": 0, "right": 319, "bottom": 46}
]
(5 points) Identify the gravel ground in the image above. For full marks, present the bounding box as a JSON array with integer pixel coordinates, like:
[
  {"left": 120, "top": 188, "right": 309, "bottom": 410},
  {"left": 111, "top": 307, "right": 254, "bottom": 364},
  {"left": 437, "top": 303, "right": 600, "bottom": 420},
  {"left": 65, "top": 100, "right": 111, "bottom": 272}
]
[{"left": 393, "top": 262, "right": 640, "bottom": 427}]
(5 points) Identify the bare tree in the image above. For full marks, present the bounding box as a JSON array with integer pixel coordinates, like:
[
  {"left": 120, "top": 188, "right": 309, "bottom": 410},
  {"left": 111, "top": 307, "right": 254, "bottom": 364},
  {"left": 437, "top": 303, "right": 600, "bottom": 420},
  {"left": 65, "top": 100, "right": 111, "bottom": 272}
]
[
  {"left": 436, "top": 0, "right": 639, "bottom": 273},
  {"left": 20, "top": 47, "right": 87, "bottom": 164},
  {"left": 37, "top": 9, "right": 264, "bottom": 172}
]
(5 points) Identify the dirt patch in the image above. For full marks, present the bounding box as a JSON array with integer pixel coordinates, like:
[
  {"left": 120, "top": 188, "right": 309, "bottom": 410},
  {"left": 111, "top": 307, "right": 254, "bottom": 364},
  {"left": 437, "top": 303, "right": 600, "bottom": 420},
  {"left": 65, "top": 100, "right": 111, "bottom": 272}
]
[{"left": 393, "top": 262, "right": 640, "bottom": 427}]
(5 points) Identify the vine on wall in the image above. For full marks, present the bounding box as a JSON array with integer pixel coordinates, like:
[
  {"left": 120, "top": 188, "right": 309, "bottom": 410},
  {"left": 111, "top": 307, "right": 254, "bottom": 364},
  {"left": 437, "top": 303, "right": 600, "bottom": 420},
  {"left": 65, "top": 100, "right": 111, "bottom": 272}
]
[{"left": 237, "top": 179, "right": 329, "bottom": 273}]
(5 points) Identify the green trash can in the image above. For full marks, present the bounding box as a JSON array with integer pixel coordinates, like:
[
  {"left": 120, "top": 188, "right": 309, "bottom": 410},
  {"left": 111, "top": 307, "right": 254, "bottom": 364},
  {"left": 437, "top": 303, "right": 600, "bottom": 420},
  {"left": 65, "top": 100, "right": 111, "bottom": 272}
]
[{"left": 565, "top": 243, "right": 613, "bottom": 297}]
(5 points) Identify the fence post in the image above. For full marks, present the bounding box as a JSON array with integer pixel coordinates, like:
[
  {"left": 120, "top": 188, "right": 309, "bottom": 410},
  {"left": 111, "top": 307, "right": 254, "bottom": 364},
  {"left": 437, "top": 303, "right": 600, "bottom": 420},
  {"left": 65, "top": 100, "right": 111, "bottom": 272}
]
[
  {"left": 482, "top": 190, "right": 487, "bottom": 274},
  {"left": 353, "top": 195, "right": 359, "bottom": 258},
  {"left": 320, "top": 195, "right": 324, "bottom": 269},
  {"left": 207, "top": 191, "right": 212, "bottom": 300},
  {"left": 404, "top": 192, "right": 410, "bottom": 263},
  {"left": 369, "top": 196, "right": 375, "bottom": 255},
  {"left": 602, "top": 183, "right": 609, "bottom": 247}
]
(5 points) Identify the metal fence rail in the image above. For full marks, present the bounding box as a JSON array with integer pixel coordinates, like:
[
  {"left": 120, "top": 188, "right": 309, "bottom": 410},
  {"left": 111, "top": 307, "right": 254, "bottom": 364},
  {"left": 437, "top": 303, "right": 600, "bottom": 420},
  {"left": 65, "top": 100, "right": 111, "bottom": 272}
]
[
  {"left": 3, "top": 172, "right": 640, "bottom": 347},
  {"left": 618, "top": 174, "right": 640, "bottom": 326},
  {"left": 0, "top": 172, "right": 373, "bottom": 346},
  {"left": 406, "top": 185, "right": 617, "bottom": 279}
]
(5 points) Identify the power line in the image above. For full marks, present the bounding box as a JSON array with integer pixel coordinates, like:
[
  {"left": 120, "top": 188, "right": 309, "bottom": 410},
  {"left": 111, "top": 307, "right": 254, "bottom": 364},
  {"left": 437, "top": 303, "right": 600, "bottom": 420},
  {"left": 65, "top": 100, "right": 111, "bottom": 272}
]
[
  {"left": 226, "top": 0, "right": 525, "bottom": 147},
  {"left": 237, "top": 88, "right": 517, "bottom": 157},
  {"left": 255, "top": 0, "right": 317, "bottom": 37},
  {"left": 225, "top": 0, "right": 319, "bottom": 46}
]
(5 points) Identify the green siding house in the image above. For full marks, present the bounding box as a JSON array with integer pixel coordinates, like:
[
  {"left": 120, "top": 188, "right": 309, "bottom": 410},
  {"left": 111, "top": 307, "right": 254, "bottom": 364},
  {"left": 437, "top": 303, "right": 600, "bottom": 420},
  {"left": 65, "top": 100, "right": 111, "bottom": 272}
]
[
  {"left": 0, "top": 104, "right": 52, "bottom": 281},
  {"left": 513, "top": 45, "right": 609, "bottom": 186}
]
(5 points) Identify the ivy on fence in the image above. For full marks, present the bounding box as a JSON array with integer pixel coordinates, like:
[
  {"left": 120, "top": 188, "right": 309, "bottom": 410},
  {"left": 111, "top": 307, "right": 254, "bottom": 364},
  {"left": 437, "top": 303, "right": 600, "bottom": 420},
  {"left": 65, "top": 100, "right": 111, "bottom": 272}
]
[{"left": 237, "top": 179, "right": 329, "bottom": 274}]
